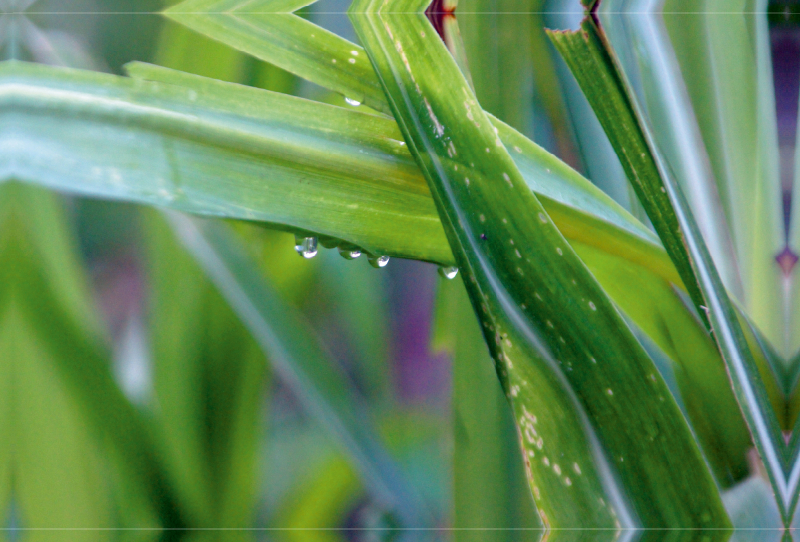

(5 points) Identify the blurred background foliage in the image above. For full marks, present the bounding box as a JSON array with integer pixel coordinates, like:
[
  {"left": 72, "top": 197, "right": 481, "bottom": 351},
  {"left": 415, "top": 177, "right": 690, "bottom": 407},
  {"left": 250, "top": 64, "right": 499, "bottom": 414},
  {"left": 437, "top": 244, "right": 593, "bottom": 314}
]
[{"left": 4, "top": 0, "right": 796, "bottom": 540}]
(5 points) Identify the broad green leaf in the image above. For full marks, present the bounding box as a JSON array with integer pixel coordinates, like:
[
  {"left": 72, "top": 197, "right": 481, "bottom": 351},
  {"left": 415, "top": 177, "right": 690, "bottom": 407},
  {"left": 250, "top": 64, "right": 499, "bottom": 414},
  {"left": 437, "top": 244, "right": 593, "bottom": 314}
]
[
  {"left": 164, "top": 213, "right": 427, "bottom": 528},
  {"left": 144, "top": 209, "right": 269, "bottom": 528},
  {"left": 352, "top": 0, "right": 728, "bottom": 528},
  {"left": 432, "top": 278, "right": 540, "bottom": 538},
  {"left": 2, "top": 58, "right": 757, "bottom": 492},
  {"left": 0, "top": 58, "right": 675, "bottom": 280},
  {"left": 2, "top": 59, "right": 449, "bottom": 264},
  {"left": 549, "top": 13, "right": 788, "bottom": 519}
]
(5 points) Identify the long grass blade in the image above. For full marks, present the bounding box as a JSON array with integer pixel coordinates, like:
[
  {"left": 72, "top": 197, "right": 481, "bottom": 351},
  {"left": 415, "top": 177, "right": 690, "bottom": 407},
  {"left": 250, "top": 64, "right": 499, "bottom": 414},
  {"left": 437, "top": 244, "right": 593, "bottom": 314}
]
[
  {"left": 549, "top": 11, "right": 789, "bottom": 519},
  {"left": 352, "top": 0, "right": 729, "bottom": 528}
]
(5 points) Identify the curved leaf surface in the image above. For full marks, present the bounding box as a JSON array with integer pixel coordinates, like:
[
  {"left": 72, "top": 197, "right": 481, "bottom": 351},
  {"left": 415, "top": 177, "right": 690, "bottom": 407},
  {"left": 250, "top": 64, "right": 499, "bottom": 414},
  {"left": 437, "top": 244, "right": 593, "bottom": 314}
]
[{"left": 351, "top": 0, "right": 728, "bottom": 528}]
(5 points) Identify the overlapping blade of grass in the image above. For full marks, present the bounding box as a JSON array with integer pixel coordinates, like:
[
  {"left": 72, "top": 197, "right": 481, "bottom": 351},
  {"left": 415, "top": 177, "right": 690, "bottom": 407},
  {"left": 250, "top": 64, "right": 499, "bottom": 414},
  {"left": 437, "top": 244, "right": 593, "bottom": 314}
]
[
  {"left": 352, "top": 0, "right": 729, "bottom": 528},
  {"left": 660, "top": 0, "right": 784, "bottom": 356},
  {"left": 3, "top": 58, "right": 759, "bottom": 484},
  {"left": 549, "top": 13, "right": 789, "bottom": 519},
  {"left": 164, "top": 213, "right": 426, "bottom": 528}
]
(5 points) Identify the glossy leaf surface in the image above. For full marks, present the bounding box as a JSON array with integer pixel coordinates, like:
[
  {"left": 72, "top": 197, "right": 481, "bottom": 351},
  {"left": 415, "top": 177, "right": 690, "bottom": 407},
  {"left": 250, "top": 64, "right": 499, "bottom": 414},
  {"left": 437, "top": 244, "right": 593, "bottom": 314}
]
[{"left": 352, "top": 0, "right": 728, "bottom": 528}]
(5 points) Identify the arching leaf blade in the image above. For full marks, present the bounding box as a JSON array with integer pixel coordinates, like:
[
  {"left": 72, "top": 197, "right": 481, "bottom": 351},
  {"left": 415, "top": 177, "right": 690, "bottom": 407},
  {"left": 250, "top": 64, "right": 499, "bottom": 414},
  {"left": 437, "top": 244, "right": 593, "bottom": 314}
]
[{"left": 352, "top": 0, "right": 729, "bottom": 528}]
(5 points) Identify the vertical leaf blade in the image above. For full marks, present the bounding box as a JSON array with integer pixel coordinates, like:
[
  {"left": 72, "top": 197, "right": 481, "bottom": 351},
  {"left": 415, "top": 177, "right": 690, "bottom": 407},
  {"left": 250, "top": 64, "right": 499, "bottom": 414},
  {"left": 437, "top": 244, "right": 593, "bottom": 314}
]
[
  {"left": 352, "top": 0, "right": 729, "bottom": 528},
  {"left": 549, "top": 15, "right": 787, "bottom": 519}
]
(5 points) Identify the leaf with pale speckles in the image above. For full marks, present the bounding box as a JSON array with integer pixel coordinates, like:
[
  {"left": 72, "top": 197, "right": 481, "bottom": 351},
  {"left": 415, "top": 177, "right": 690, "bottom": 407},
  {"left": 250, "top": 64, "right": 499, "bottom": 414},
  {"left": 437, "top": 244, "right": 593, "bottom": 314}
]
[{"left": 351, "top": 0, "right": 729, "bottom": 528}]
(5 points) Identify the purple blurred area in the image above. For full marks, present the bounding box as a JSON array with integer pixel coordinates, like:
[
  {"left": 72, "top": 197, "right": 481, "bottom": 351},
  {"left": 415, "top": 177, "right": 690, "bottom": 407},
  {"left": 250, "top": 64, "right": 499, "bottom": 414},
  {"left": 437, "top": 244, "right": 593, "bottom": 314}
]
[{"left": 771, "top": 23, "right": 800, "bottom": 233}]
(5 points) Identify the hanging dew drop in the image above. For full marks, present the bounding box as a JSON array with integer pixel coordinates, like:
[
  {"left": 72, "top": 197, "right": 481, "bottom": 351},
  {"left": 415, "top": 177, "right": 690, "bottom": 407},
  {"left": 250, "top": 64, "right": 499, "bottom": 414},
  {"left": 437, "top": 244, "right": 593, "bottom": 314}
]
[
  {"left": 368, "top": 255, "right": 390, "bottom": 268},
  {"left": 338, "top": 246, "right": 362, "bottom": 260},
  {"left": 439, "top": 266, "right": 459, "bottom": 280},
  {"left": 294, "top": 235, "right": 318, "bottom": 259},
  {"left": 345, "top": 97, "right": 361, "bottom": 106}
]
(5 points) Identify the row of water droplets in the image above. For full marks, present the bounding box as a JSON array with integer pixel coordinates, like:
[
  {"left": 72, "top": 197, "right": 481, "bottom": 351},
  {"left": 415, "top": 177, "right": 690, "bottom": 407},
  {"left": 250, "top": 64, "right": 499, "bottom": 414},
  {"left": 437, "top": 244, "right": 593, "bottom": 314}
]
[
  {"left": 314, "top": 96, "right": 457, "bottom": 278},
  {"left": 293, "top": 234, "right": 389, "bottom": 268},
  {"left": 294, "top": 234, "right": 459, "bottom": 279}
]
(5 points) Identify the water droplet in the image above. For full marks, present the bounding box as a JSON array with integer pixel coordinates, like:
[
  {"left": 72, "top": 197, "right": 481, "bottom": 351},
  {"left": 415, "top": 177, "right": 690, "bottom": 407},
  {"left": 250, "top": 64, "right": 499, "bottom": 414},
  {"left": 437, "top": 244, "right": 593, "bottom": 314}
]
[
  {"left": 345, "top": 97, "right": 361, "bottom": 106},
  {"left": 439, "top": 266, "right": 459, "bottom": 279},
  {"left": 294, "top": 235, "right": 318, "bottom": 259},
  {"left": 368, "top": 255, "right": 390, "bottom": 268},
  {"left": 338, "top": 245, "right": 362, "bottom": 260}
]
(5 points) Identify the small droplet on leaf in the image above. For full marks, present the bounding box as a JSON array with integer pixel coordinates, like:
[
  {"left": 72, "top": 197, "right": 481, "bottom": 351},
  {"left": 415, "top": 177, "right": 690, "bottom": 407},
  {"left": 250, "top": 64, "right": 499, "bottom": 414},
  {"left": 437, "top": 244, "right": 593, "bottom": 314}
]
[
  {"left": 338, "top": 246, "right": 362, "bottom": 260},
  {"left": 294, "top": 235, "right": 318, "bottom": 259},
  {"left": 368, "top": 255, "right": 390, "bottom": 268},
  {"left": 439, "top": 266, "right": 459, "bottom": 280}
]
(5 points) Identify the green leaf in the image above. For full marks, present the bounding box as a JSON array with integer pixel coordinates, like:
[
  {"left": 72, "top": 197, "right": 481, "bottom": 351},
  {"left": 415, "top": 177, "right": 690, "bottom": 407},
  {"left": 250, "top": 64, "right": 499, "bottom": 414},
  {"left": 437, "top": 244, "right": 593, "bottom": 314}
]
[
  {"left": 0, "top": 59, "right": 677, "bottom": 281},
  {"left": 164, "top": 213, "right": 427, "bottom": 528},
  {"left": 549, "top": 14, "right": 787, "bottom": 519},
  {"left": 4, "top": 56, "right": 763, "bottom": 496},
  {"left": 4, "top": 59, "right": 450, "bottom": 264},
  {"left": 353, "top": 0, "right": 728, "bottom": 528}
]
